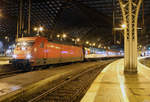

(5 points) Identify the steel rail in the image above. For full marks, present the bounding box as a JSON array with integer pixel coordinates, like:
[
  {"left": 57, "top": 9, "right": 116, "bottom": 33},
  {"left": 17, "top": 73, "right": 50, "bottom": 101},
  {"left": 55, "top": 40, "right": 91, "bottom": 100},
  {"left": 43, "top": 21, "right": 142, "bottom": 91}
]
[{"left": 28, "top": 63, "right": 105, "bottom": 102}]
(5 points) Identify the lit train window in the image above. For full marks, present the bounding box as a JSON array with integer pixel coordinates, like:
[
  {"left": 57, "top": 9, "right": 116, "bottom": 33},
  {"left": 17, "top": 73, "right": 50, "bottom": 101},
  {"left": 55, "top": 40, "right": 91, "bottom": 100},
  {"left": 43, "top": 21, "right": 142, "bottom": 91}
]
[{"left": 16, "top": 41, "right": 35, "bottom": 47}]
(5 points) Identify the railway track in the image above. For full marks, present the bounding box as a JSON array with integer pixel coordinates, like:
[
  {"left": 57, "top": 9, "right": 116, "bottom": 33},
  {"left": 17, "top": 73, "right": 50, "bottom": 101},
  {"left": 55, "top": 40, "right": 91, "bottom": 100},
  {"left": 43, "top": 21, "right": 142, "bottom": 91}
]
[
  {"left": 0, "top": 70, "right": 23, "bottom": 78},
  {"left": 0, "top": 58, "right": 118, "bottom": 79},
  {"left": 28, "top": 62, "right": 110, "bottom": 102}
]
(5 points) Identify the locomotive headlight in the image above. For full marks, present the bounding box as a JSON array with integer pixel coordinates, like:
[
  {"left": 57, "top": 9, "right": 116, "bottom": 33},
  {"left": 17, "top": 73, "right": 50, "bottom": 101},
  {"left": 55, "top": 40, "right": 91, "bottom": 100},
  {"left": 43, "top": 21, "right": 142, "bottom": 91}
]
[
  {"left": 26, "top": 54, "right": 32, "bottom": 59},
  {"left": 12, "top": 54, "right": 17, "bottom": 59},
  {"left": 21, "top": 47, "right": 26, "bottom": 51}
]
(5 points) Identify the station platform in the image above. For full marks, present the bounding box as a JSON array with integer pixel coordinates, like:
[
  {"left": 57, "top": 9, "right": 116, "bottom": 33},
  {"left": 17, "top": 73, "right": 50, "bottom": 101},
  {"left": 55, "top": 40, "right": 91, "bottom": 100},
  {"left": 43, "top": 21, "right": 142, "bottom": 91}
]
[
  {"left": 81, "top": 59, "right": 150, "bottom": 102},
  {"left": 0, "top": 61, "right": 9, "bottom": 65},
  {"left": 0, "top": 56, "right": 11, "bottom": 65}
]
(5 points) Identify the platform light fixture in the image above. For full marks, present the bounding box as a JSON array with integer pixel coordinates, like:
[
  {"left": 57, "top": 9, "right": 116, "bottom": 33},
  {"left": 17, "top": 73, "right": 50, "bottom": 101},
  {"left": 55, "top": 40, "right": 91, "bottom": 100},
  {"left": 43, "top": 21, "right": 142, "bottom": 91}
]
[
  {"left": 57, "top": 34, "right": 60, "bottom": 38},
  {"left": 62, "top": 34, "right": 67, "bottom": 38},
  {"left": 5, "top": 36, "right": 8, "bottom": 39},
  {"left": 139, "top": 45, "right": 142, "bottom": 48},
  {"left": 121, "top": 24, "right": 126, "bottom": 29},
  {"left": 5, "top": 36, "right": 9, "bottom": 42},
  {"left": 39, "top": 26, "right": 43, "bottom": 31},
  {"left": 34, "top": 26, "right": 44, "bottom": 36},
  {"left": 76, "top": 38, "right": 80, "bottom": 42},
  {"left": 34, "top": 27, "right": 38, "bottom": 31},
  {"left": 86, "top": 41, "right": 89, "bottom": 44},
  {"left": 92, "top": 43, "right": 96, "bottom": 46}
]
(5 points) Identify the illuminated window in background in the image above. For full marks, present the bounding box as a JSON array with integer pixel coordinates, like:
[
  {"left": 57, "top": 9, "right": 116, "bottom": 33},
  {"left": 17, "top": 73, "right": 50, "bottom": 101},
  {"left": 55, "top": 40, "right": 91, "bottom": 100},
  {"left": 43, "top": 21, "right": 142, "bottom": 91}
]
[
  {"left": 0, "top": 41, "right": 3, "bottom": 49},
  {"left": 0, "top": 41, "right": 3, "bottom": 53},
  {"left": 16, "top": 41, "right": 34, "bottom": 47}
]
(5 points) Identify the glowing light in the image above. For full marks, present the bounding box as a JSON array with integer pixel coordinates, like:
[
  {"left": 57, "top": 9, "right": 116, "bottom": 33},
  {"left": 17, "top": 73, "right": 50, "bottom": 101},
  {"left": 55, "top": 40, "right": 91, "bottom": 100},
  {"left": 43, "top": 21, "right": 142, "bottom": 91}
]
[
  {"left": 57, "top": 35, "right": 60, "bottom": 38},
  {"left": 34, "top": 27, "right": 44, "bottom": 32},
  {"left": 86, "top": 41, "right": 89, "bottom": 44},
  {"left": 39, "top": 27, "right": 43, "bottom": 31},
  {"left": 5, "top": 36, "right": 8, "bottom": 39},
  {"left": 121, "top": 24, "right": 126, "bottom": 29},
  {"left": 21, "top": 47, "right": 26, "bottom": 51},
  {"left": 6, "top": 49, "right": 11, "bottom": 53},
  {"left": 92, "top": 43, "right": 96, "bottom": 46},
  {"left": 72, "top": 38, "right": 75, "bottom": 41},
  {"left": 139, "top": 45, "right": 142, "bottom": 48},
  {"left": 34, "top": 27, "right": 37, "bottom": 31},
  {"left": 117, "top": 41, "right": 120, "bottom": 44},
  {"left": 11, "top": 86, "right": 21, "bottom": 91},
  {"left": 76, "top": 38, "right": 80, "bottom": 42},
  {"left": 61, "top": 51, "right": 68, "bottom": 54},
  {"left": 62, "top": 34, "right": 67, "bottom": 38},
  {"left": 98, "top": 44, "right": 101, "bottom": 48},
  {"left": 13, "top": 44, "right": 15, "bottom": 47},
  {"left": 22, "top": 42, "right": 27, "bottom": 46},
  {"left": 26, "top": 54, "right": 32, "bottom": 59},
  {"left": 12, "top": 55, "right": 17, "bottom": 59}
]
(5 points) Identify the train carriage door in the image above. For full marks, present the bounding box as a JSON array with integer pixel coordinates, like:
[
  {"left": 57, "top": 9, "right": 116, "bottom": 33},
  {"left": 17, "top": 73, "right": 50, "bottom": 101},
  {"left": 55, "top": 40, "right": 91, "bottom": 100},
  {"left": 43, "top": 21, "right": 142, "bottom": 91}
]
[
  {"left": 39, "top": 40, "right": 45, "bottom": 64},
  {"left": 43, "top": 40, "right": 48, "bottom": 64}
]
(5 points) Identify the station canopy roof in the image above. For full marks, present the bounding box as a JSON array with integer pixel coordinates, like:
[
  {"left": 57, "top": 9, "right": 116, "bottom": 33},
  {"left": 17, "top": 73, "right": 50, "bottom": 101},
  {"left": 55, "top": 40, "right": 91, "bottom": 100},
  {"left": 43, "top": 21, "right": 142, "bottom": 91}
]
[{"left": 0, "top": 0, "right": 150, "bottom": 47}]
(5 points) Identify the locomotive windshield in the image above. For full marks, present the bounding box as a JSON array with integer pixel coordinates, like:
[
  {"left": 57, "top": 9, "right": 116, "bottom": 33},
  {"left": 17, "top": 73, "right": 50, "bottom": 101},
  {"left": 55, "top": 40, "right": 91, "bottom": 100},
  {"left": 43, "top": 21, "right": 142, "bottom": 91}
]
[{"left": 16, "top": 41, "right": 35, "bottom": 47}]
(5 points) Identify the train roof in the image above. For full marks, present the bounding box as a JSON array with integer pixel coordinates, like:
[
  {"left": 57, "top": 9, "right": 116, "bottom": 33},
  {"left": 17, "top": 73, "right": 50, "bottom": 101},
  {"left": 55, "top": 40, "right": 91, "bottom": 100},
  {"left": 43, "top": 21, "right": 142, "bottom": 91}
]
[
  {"left": 16, "top": 37, "right": 38, "bottom": 42},
  {"left": 16, "top": 37, "right": 82, "bottom": 47}
]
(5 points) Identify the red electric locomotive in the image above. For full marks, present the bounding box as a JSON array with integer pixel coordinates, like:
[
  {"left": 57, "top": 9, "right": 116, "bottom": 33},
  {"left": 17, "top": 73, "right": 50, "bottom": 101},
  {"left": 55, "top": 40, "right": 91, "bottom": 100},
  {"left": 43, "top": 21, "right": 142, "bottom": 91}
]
[{"left": 12, "top": 37, "right": 84, "bottom": 71}]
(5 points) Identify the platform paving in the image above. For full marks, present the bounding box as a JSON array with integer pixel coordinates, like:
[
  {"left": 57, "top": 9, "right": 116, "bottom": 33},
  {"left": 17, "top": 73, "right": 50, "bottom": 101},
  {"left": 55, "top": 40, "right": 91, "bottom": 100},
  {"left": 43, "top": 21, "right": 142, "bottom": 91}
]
[
  {"left": 0, "top": 61, "right": 9, "bottom": 65},
  {"left": 81, "top": 59, "right": 150, "bottom": 102},
  {"left": 0, "top": 56, "right": 11, "bottom": 65}
]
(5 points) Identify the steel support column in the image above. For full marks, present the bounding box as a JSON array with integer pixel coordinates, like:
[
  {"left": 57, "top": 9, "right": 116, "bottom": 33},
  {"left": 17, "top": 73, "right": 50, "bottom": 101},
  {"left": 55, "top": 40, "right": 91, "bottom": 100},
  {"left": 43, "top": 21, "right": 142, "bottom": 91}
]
[
  {"left": 28, "top": 0, "right": 31, "bottom": 35},
  {"left": 16, "top": 18, "right": 19, "bottom": 40},
  {"left": 119, "top": 0, "right": 142, "bottom": 74},
  {"left": 112, "top": 0, "right": 116, "bottom": 44},
  {"left": 19, "top": 0, "right": 23, "bottom": 36}
]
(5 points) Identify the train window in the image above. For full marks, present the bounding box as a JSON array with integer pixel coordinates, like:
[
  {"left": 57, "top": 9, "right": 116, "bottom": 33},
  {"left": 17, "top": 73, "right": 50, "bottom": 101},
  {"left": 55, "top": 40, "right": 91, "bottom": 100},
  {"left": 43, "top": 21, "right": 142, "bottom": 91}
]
[
  {"left": 16, "top": 41, "right": 35, "bottom": 47},
  {"left": 40, "top": 42, "right": 44, "bottom": 48}
]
